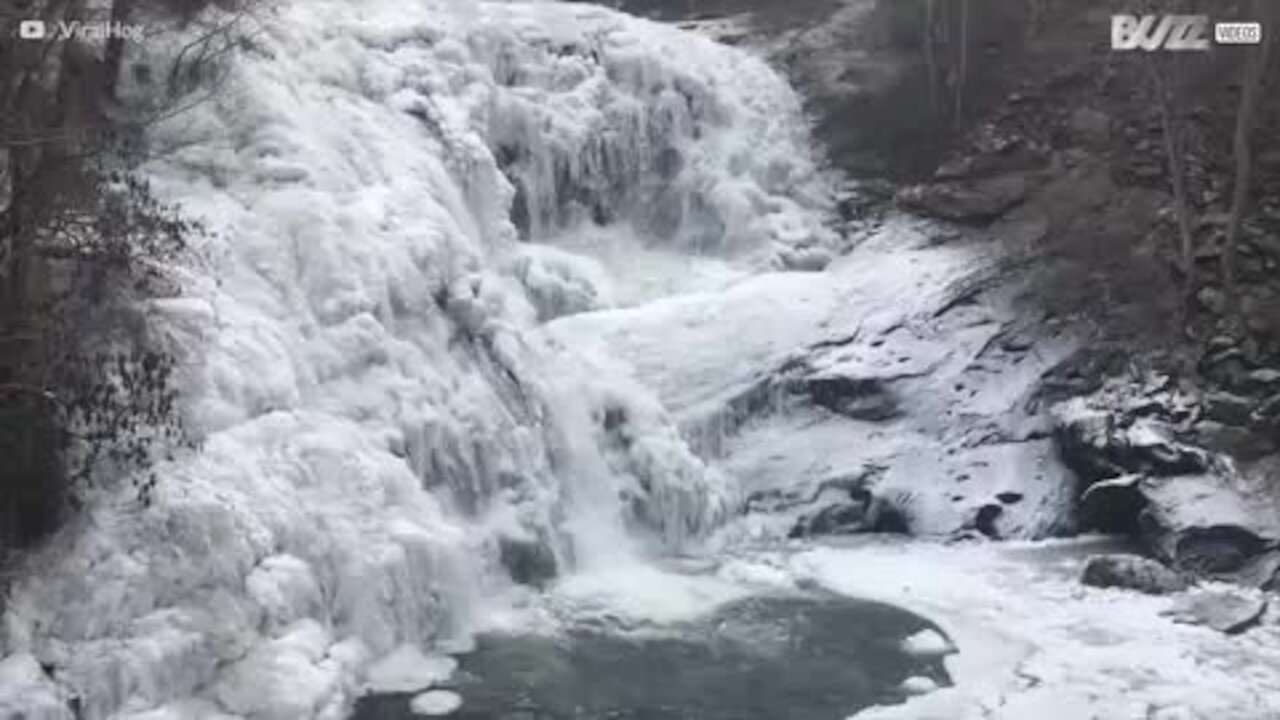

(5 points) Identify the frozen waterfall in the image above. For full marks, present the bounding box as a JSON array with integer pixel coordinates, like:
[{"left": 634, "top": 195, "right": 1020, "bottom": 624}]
[{"left": 0, "top": 1, "right": 835, "bottom": 718}]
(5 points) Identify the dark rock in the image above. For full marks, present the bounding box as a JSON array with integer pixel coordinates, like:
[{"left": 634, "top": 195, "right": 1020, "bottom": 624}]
[
  {"left": 895, "top": 175, "right": 1030, "bottom": 224},
  {"left": 804, "top": 376, "right": 900, "bottom": 422},
  {"left": 1079, "top": 475, "right": 1147, "bottom": 532},
  {"left": 1203, "top": 352, "right": 1252, "bottom": 390},
  {"left": 788, "top": 483, "right": 912, "bottom": 538},
  {"left": 1067, "top": 107, "right": 1110, "bottom": 147},
  {"left": 974, "top": 503, "right": 1003, "bottom": 539},
  {"left": 1134, "top": 475, "right": 1279, "bottom": 575},
  {"left": 1165, "top": 525, "right": 1269, "bottom": 575},
  {"left": 934, "top": 142, "right": 1049, "bottom": 181},
  {"left": 1078, "top": 470, "right": 1279, "bottom": 576},
  {"left": 1202, "top": 391, "right": 1255, "bottom": 426},
  {"left": 1081, "top": 554, "right": 1190, "bottom": 595},
  {"left": 792, "top": 502, "right": 869, "bottom": 536},
  {"left": 1054, "top": 401, "right": 1212, "bottom": 481},
  {"left": 749, "top": 469, "right": 881, "bottom": 516},
  {"left": 1196, "top": 420, "right": 1276, "bottom": 461},
  {"left": 1234, "top": 549, "right": 1280, "bottom": 589},
  {"left": 1163, "top": 590, "right": 1268, "bottom": 634},
  {"left": 498, "top": 537, "right": 558, "bottom": 587}
]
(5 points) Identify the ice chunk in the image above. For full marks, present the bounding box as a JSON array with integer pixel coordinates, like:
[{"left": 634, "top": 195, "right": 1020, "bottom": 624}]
[
  {"left": 409, "top": 690, "right": 464, "bottom": 717},
  {"left": 364, "top": 646, "right": 458, "bottom": 694}
]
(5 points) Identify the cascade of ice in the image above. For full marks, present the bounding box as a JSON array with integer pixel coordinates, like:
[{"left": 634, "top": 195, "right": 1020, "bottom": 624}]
[
  {"left": 0, "top": 1, "right": 835, "bottom": 718},
  {"left": 471, "top": 2, "right": 835, "bottom": 256}
]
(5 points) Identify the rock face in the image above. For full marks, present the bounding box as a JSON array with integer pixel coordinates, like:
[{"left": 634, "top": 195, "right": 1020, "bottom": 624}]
[
  {"left": 1053, "top": 376, "right": 1280, "bottom": 581},
  {"left": 1080, "top": 554, "right": 1190, "bottom": 595}
]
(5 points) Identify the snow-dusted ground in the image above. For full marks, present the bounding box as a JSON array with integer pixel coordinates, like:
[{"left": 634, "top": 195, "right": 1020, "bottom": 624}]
[
  {"left": 794, "top": 539, "right": 1280, "bottom": 720},
  {"left": 3, "top": 0, "right": 1280, "bottom": 719}
]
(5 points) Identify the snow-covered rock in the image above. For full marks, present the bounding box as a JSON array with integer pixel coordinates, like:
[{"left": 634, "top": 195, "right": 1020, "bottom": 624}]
[
  {"left": 1080, "top": 554, "right": 1190, "bottom": 595},
  {"left": 899, "top": 675, "right": 940, "bottom": 696},
  {"left": 1054, "top": 378, "right": 1280, "bottom": 577},
  {"left": 901, "top": 629, "right": 955, "bottom": 658},
  {"left": 1163, "top": 589, "right": 1269, "bottom": 635}
]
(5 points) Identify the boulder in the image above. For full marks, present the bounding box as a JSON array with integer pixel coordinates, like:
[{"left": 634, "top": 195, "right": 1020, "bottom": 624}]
[
  {"left": 1136, "top": 476, "right": 1277, "bottom": 574},
  {"left": 934, "top": 142, "right": 1049, "bottom": 180},
  {"left": 1202, "top": 391, "right": 1255, "bottom": 426},
  {"left": 1235, "top": 549, "right": 1280, "bottom": 589},
  {"left": 1079, "top": 475, "right": 1147, "bottom": 532},
  {"left": 1057, "top": 385, "right": 1280, "bottom": 579},
  {"left": 1054, "top": 399, "right": 1212, "bottom": 480},
  {"left": 1080, "top": 554, "right": 1190, "bottom": 595},
  {"left": 1195, "top": 420, "right": 1277, "bottom": 462},
  {"left": 786, "top": 477, "right": 912, "bottom": 538},
  {"left": 1081, "top": 472, "right": 1278, "bottom": 575},
  {"left": 1162, "top": 590, "right": 1268, "bottom": 634},
  {"left": 895, "top": 175, "right": 1031, "bottom": 224}
]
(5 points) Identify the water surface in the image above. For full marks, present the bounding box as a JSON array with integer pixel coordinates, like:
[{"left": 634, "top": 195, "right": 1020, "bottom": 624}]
[{"left": 354, "top": 594, "right": 950, "bottom": 720}]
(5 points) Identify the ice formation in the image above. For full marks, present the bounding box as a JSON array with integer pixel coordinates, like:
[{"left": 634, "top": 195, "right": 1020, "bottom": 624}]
[{"left": 0, "top": 0, "right": 834, "bottom": 717}]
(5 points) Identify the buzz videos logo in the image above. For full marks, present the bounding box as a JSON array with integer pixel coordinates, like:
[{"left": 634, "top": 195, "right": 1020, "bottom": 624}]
[
  {"left": 1112, "top": 15, "right": 1211, "bottom": 51},
  {"left": 1111, "top": 14, "right": 1264, "bottom": 51},
  {"left": 18, "top": 19, "right": 46, "bottom": 40}
]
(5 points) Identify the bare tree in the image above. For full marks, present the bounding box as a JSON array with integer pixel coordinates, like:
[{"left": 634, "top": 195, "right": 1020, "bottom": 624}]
[
  {"left": 1, "top": 0, "right": 248, "bottom": 553},
  {"left": 1222, "top": 0, "right": 1276, "bottom": 309},
  {"left": 954, "top": 0, "right": 970, "bottom": 124},
  {"left": 923, "top": 0, "right": 939, "bottom": 112},
  {"left": 1148, "top": 53, "right": 1198, "bottom": 310}
]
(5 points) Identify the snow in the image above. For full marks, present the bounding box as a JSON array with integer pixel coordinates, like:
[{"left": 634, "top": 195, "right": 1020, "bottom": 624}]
[
  {"left": 408, "top": 690, "right": 463, "bottom": 717},
  {"left": 901, "top": 629, "right": 955, "bottom": 658},
  {"left": 363, "top": 646, "right": 457, "bottom": 695},
  {"left": 788, "top": 539, "right": 1280, "bottom": 720},
  {"left": 899, "top": 676, "right": 940, "bottom": 695},
  {"left": 0, "top": 654, "right": 67, "bottom": 720},
  {"left": 213, "top": 621, "right": 345, "bottom": 720}
]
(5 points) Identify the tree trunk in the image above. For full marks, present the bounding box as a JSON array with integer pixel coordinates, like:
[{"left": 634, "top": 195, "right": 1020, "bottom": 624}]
[
  {"left": 1151, "top": 57, "right": 1197, "bottom": 310},
  {"left": 104, "top": 0, "right": 138, "bottom": 99},
  {"left": 1222, "top": 0, "right": 1275, "bottom": 309},
  {"left": 955, "top": 0, "right": 969, "bottom": 125},
  {"left": 924, "top": 0, "right": 938, "bottom": 113}
]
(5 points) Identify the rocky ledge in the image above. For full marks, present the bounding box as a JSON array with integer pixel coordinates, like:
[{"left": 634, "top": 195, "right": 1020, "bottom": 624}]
[{"left": 1055, "top": 373, "right": 1280, "bottom": 591}]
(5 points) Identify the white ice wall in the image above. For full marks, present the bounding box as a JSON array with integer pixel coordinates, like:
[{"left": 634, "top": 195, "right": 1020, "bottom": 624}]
[{"left": 0, "top": 1, "right": 832, "bottom": 717}]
